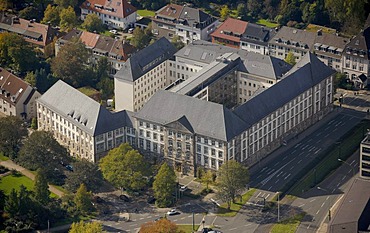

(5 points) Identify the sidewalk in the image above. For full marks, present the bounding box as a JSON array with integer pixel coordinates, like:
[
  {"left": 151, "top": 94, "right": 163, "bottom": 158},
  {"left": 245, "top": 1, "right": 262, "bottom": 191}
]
[{"left": 0, "top": 160, "right": 64, "bottom": 197}]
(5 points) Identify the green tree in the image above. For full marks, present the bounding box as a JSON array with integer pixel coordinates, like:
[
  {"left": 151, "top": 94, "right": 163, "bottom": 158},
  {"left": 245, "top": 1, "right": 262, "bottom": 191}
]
[
  {"left": 82, "top": 14, "right": 104, "bottom": 33},
  {"left": 99, "top": 143, "right": 150, "bottom": 191},
  {"left": 219, "top": 5, "right": 230, "bottom": 21},
  {"left": 60, "top": 6, "right": 77, "bottom": 31},
  {"left": 140, "top": 218, "right": 179, "bottom": 233},
  {"left": 216, "top": 160, "right": 249, "bottom": 210},
  {"left": 64, "top": 159, "right": 103, "bottom": 193},
  {"left": 51, "top": 40, "right": 91, "bottom": 87},
  {"left": 42, "top": 4, "right": 60, "bottom": 26},
  {"left": 31, "top": 118, "right": 38, "bottom": 130},
  {"left": 236, "top": 3, "right": 247, "bottom": 20},
  {"left": 19, "top": 6, "right": 40, "bottom": 20},
  {"left": 285, "top": 52, "right": 296, "bottom": 66},
  {"left": 69, "top": 221, "right": 105, "bottom": 233},
  {"left": 153, "top": 163, "right": 176, "bottom": 207},
  {"left": 34, "top": 169, "right": 50, "bottom": 205},
  {"left": 247, "top": 0, "right": 262, "bottom": 18},
  {"left": 97, "top": 77, "right": 114, "bottom": 100},
  {"left": 54, "top": 0, "right": 77, "bottom": 9},
  {"left": 34, "top": 67, "right": 58, "bottom": 93},
  {"left": 25, "top": 71, "right": 37, "bottom": 87},
  {"left": 201, "top": 170, "right": 214, "bottom": 190},
  {"left": 0, "top": 32, "right": 38, "bottom": 73},
  {"left": 0, "top": 116, "right": 27, "bottom": 159},
  {"left": 74, "top": 184, "right": 94, "bottom": 215},
  {"left": 17, "top": 131, "right": 70, "bottom": 184},
  {"left": 171, "top": 35, "right": 184, "bottom": 50},
  {"left": 130, "top": 27, "right": 151, "bottom": 49}
]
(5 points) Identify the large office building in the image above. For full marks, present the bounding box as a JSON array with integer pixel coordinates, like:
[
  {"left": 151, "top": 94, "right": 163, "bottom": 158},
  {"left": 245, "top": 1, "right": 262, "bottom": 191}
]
[
  {"left": 360, "top": 133, "right": 370, "bottom": 179},
  {"left": 114, "top": 37, "right": 177, "bottom": 112},
  {"left": 133, "top": 53, "right": 335, "bottom": 174},
  {"left": 37, "top": 80, "right": 135, "bottom": 163}
]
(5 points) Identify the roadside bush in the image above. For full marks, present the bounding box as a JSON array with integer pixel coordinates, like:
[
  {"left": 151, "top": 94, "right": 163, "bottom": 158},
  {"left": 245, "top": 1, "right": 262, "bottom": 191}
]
[{"left": 0, "top": 165, "right": 9, "bottom": 174}]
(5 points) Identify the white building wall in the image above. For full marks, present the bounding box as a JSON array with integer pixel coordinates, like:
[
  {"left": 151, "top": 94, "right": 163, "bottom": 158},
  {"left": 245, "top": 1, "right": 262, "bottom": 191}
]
[
  {"left": 81, "top": 9, "right": 137, "bottom": 30},
  {"left": 240, "top": 42, "right": 268, "bottom": 55},
  {"left": 114, "top": 78, "right": 134, "bottom": 111}
]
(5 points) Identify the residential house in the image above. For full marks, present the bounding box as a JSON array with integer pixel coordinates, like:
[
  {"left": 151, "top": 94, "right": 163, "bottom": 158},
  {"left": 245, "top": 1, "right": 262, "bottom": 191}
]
[
  {"left": 240, "top": 22, "right": 276, "bottom": 55},
  {"left": 211, "top": 17, "right": 248, "bottom": 49},
  {"left": 151, "top": 4, "right": 218, "bottom": 44},
  {"left": 0, "top": 14, "right": 62, "bottom": 56},
  {"left": 37, "top": 80, "right": 135, "bottom": 163},
  {"left": 80, "top": 0, "right": 137, "bottom": 30},
  {"left": 342, "top": 16, "right": 370, "bottom": 86},
  {"left": 114, "top": 37, "right": 177, "bottom": 112},
  {"left": 0, "top": 68, "right": 41, "bottom": 120},
  {"left": 55, "top": 29, "right": 135, "bottom": 75}
]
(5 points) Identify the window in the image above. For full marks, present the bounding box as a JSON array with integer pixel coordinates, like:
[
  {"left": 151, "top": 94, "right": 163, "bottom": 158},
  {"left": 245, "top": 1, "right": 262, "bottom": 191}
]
[{"left": 204, "top": 146, "right": 208, "bottom": 154}]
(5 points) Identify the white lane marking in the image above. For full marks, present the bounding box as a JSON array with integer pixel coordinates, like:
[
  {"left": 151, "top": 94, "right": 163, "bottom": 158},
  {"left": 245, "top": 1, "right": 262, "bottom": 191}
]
[
  {"left": 316, "top": 140, "right": 321, "bottom": 144},
  {"left": 321, "top": 202, "right": 325, "bottom": 208},
  {"left": 268, "top": 186, "right": 273, "bottom": 191},
  {"left": 292, "top": 149, "right": 297, "bottom": 154},
  {"left": 265, "top": 194, "right": 270, "bottom": 199},
  {"left": 316, "top": 210, "right": 320, "bottom": 215},
  {"left": 310, "top": 198, "right": 316, "bottom": 202},
  {"left": 139, "top": 218, "right": 144, "bottom": 220},
  {"left": 298, "top": 159, "right": 302, "bottom": 164},
  {"left": 324, "top": 133, "right": 330, "bottom": 138},
  {"left": 245, "top": 223, "right": 252, "bottom": 227},
  {"left": 298, "top": 204, "right": 305, "bottom": 208},
  {"left": 307, "top": 139, "right": 313, "bottom": 143},
  {"left": 129, "top": 224, "right": 137, "bottom": 227},
  {"left": 314, "top": 149, "right": 322, "bottom": 154},
  {"left": 283, "top": 156, "right": 287, "bottom": 160},
  {"left": 284, "top": 174, "right": 291, "bottom": 180},
  {"left": 275, "top": 179, "right": 280, "bottom": 184},
  {"left": 299, "top": 152, "right": 305, "bottom": 156},
  {"left": 229, "top": 227, "right": 238, "bottom": 231},
  {"left": 290, "top": 166, "right": 294, "bottom": 170}
]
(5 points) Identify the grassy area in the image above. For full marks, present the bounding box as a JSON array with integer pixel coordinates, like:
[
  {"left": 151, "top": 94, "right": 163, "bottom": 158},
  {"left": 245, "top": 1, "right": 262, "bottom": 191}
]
[
  {"left": 0, "top": 152, "right": 9, "bottom": 161},
  {"left": 53, "top": 184, "right": 67, "bottom": 194},
  {"left": 289, "top": 120, "right": 370, "bottom": 196},
  {"left": 305, "top": 24, "right": 336, "bottom": 34},
  {"left": 177, "top": 224, "right": 199, "bottom": 233},
  {"left": 78, "top": 86, "right": 100, "bottom": 97},
  {"left": 217, "top": 188, "right": 256, "bottom": 217},
  {"left": 137, "top": 9, "right": 155, "bottom": 17},
  {"left": 270, "top": 213, "right": 305, "bottom": 233},
  {"left": 256, "top": 19, "right": 279, "bottom": 28},
  {"left": 0, "top": 172, "right": 34, "bottom": 194}
]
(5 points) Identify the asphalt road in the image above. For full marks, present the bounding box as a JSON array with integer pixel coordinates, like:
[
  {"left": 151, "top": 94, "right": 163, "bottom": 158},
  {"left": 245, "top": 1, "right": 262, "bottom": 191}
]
[{"left": 248, "top": 109, "right": 364, "bottom": 207}]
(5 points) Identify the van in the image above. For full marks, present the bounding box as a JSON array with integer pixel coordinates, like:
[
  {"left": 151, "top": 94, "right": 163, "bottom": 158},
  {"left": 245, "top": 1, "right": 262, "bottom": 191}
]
[{"left": 128, "top": 28, "right": 134, "bottom": 33}]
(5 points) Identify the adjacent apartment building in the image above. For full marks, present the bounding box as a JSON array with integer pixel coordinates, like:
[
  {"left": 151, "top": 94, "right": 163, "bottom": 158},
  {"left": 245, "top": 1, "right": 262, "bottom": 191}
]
[
  {"left": 37, "top": 80, "right": 135, "bottom": 163},
  {"left": 211, "top": 17, "right": 275, "bottom": 55},
  {"left": 80, "top": 0, "right": 137, "bottom": 30},
  {"left": 0, "top": 68, "right": 41, "bottom": 120},
  {"left": 360, "top": 133, "right": 370, "bottom": 179},
  {"left": 55, "top": 29, "right": 135, "bottom": 75},
  {"left": 114, "top": 37, "right": 177, "bottom": 112},
  {"left": 151, "top": 4, "right": 218, "bottom": 44},
  {"left": 0, "top": 14, "right": 62, "bottom": 56}
]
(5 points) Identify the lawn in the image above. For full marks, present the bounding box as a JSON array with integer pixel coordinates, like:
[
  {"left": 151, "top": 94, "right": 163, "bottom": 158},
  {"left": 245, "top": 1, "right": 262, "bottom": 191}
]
[
  {"left": 270, "top": 213, "right": 305, "bottom": 233},
  {"left": 256, "top": 19, "right": 279, "bottom": 28},
  {"left": 305, "top": 24, "right": 336, "bottom": 34},
  {"left": 217, "top": 188, "right": 256, "bottom": 217},
  {"left": 177, "top": 224, "right": 199, "bottom": 233},
  {"left": 0, "top": 172, "right": 34, "bottom": 194},
  {"left": 137, "top": 9, "right": 155, "bottom": 17},
  {"left": 0, "top": 152, "right": 9, "bottom": 161}
]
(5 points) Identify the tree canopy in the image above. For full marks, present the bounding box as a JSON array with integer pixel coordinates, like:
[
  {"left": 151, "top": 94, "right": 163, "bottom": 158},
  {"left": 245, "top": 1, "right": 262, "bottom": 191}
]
[
  {"left": 140, "top": 218, "right": 180, "bottom": 233},
  {"left": 285, "top": 52, "right": 296, "bottom": 66},
  {"left": 60, "top": 6, "right": 78, "bottom": 31},
  {"left": 52, "top": 40, "right": 91, "bottom": 87},
  {"left": 153, "top": 163, "right": 176, "bottom": 207},
  {"left": 34, "top": 169, "right": 51, "bottom": 205},
  {"left": 216, "top": 160, "right": 249, "bottom": 209},
  {"left": 130, "top": 27, "right": 152, "bottom": 50},
  {"left": 69, "top": 221, "right": 105, "bottom": 233},
  {"left": 99, "top": 143, "right": 150, "bottom": 191},
  {"left": 0, "top": 116, "right": 27, "bottom": 159},
  {"left": 74, "top": 184, "right": 94, "bottom": 215},
  {"left": 82, "top": 14, "right": 104, "bottom": 33},
  {"left": 42, "top": 4, "right": 60, "bottom": 26},
  {"left": 17, "top": 131, "right": 70, "bottom": 184},
  {"left": 64, "top": 159, "right": 104, "bottom": 193}
]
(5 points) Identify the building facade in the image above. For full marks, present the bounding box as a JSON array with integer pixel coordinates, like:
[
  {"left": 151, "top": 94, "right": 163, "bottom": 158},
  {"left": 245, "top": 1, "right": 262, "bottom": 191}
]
[
  {"left": 152, "top": 4, "right": 218, "bottom": 44},
  {"left": 55, "top": 29, "right": 135, "bottom": 75},
  {"left": 360, "top": 134, "right": 370, "bottom": 179},
  {"left": 80, "top": 0, "right": 137, "bottom": 30},
  {"left": 37, "top": 80, "right": 134, "bottom": 163},
  {"left": 114, "top": 37, "right": 177, "bottom": 112},
  {"left": 211, "top": 17, "right": 248, "bottom": 49},
  {"left": 0, "top": 68, "right": 40, "bottom": 120}
]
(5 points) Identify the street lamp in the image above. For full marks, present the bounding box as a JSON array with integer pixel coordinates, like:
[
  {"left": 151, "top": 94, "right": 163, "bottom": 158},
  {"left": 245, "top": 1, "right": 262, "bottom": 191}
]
[
  {"left": 276, "top": 191, "right": 280, "bottom": 222},
  {"left": 317, "top": 187, "right": 332, "bottom": 221},
  {"left": 338, "top": 158, "right": 355, "bottom": 177}
]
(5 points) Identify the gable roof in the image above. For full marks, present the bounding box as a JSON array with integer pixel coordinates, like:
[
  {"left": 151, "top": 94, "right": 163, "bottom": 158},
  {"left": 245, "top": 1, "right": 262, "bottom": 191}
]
[
  {"left": 269, "top": 26, "right": 316, "bottom": 50},
  {"left": 344, "top": 27, "right": 370, "bottom": 60},
  {"left": 80, "top": 0, "right": 136, "bottom": 19},
  {"left": 135, "top": 90, "right": 247, "bottom": 141},
  {"left": 155, "top": 4, "right": 183, "bottom": 20},
  {"left": 241, "top": 23, "right": 275, "bottom": 44},
  {"left": 0, "top": 68, "right": 30, "bottom": 105},
  {"left": 37, "top": 80, "right": 127, "bottom": 136},
  {"left": 114, "top": 37, "right": 177, "bottom": 82},
  {"left": 234, "top": 53, "right": 335, "bottom": 127},
  {"left": 211, "top": 17, "right": 248, "bottom": 43}
]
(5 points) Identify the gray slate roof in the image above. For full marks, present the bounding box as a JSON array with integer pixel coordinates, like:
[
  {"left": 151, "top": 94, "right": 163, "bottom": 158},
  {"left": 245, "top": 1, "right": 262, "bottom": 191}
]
[
  {"left": 176, "top": 40, "right": 291, "bottom": 79},
  {"left": 38, "top": 80, "right": 129, "bottom": 136},
  {"left": 135, "top": 90, "right": 247, "bottom": 141},
  {"left": 178, "top": 6, "right": 217, "bottom": 29},
  {"left": 234, "top": 53, "right": 335, "bottom": 127},
  {"left": 269, "top": 26, "right": 316, "bottom": 50},
  {"left": 241, "top": 23, "right": 276, "bottom": 45},
  {"left": 115, "top": 37, "right": 177, "bottom": 82}
]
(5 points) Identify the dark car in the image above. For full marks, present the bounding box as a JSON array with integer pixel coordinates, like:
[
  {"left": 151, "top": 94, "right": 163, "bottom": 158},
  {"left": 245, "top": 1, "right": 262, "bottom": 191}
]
[
  {"left": 147, "top": 197, "right": 156, "bottom": 204},
  {"left": 65, "top": 165, "right": 73, "bottom": 171},
  {"left": 202, "top": 228, "right": 213, "bottom": 233},
  {"left": 119, "top": 194, "right": 130, "bottom": 202}
]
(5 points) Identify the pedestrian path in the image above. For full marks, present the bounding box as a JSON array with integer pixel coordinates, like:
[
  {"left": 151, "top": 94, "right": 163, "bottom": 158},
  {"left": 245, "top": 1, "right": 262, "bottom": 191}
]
[{"left": 0, "top": 159, "right": 64, "bottom": 197}]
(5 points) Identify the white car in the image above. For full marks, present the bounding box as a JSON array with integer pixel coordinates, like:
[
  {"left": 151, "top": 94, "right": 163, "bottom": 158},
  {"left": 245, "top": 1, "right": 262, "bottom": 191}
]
[
  {"left": 166, "top": 209, "right": 178, "bottom": 216},
  {"left": 180, "top": 185, "right": 187, "bottom": 191},
  {"left": 109, "top": 29, "right": 117, "bottom": 34}
]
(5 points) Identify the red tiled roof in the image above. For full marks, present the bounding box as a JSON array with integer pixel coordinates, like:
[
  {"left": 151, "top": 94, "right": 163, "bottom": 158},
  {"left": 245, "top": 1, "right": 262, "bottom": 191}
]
[
  {"left": 79, "top": 31, "right": 100, "bottom": 48},
  {"left": 80, "top": 0, "right": 136, "bottom": 19},
  {"left": 0, "top": 68, "right": 29, "bottom": 104},
  {"left": 211, "top": 17, "right": 248, "bottom": 43},
  {"left": 155, "top": 4, "right": 183, "bottom": 19}
]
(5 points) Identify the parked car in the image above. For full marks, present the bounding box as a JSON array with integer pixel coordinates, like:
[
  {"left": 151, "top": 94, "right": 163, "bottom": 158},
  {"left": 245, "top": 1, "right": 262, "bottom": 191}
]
[
  {"left": 109, "top": 29, "right": 117, "bottom": 34},
  {"left": 180, "top": 185, "right": 187, "bottom": 192},
  {"left": 65, "top": 165, "right": 73, "bottom": 171},
  {"left": 166, "top": 209, "right": 179, "bottom": 216},
  {"left": 128, "top": 28, "right": 134, "bottom": 33},
  {"left": 119, "top": 194, "right": 130, "bottom": 202}
]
